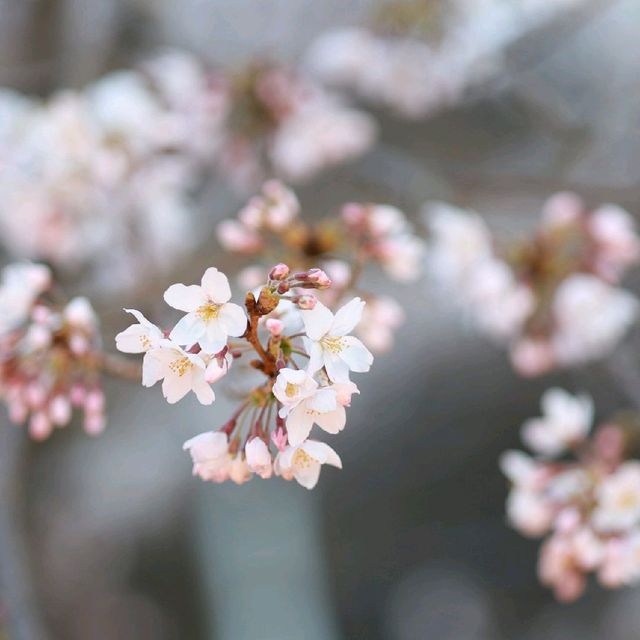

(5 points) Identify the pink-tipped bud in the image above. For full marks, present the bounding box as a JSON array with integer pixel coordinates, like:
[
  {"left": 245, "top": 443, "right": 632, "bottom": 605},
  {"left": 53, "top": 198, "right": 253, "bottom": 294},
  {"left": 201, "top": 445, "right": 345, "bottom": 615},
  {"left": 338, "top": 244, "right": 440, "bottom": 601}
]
[
  {"left": 69, "top": 384, "right": 87, "bottom": 407},
  {"left": 296, "top": 294, "right": 317, "bottom": 310},
  {"left": 271, "top": 427, "right": 288, "bottom": 452},
  {"left": 49, "top": 395, "right": 72, "bottom": 426},
  {"left": 306, "top": 268, "right": 332, "bottom": 289},
  {"left": 29, "top": 412, "right": 52, "bottom": 441},
  {"left": 84, "top": 390, "right": 105, "bottom": 414},
  {"left": 84, "top": 413, "right": 106, "bottom": 436},
  {"left": 276, "top": 281, "right": 290, "bottom": 294},
  {"left": 269, "top": 263, "right": 290, "bottom": 281},
  {"left": 266, "top": 318, "right": 284, "bottom": 336}
]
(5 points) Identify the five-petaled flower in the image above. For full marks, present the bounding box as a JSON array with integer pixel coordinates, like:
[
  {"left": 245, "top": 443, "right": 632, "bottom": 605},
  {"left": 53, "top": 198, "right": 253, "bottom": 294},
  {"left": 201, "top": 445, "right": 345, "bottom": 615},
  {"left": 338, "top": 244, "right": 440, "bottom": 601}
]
[
  {"left": 164, "top": 267, "right": 247, "bottom": 354},
  {"left": 302, "top": 297, "right": 373, "bottom": 383},
  {"left": 275, "top": 440, "right": 342, "bottom": 489}
]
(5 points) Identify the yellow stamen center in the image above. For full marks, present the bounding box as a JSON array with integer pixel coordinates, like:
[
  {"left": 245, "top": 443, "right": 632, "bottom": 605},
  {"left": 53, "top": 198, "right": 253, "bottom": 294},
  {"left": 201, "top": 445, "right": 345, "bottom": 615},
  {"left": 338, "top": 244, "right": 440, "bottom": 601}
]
[
  {"left": 321, "top": 336, "right": 345, "bottom": 354},
  {"left": 169, "top": 356, "right": 191, "bottom": 377},
  {"left": 197, "top": 302, "right": 221, "bottom": 322},
  {"left": 285, "top": 382, "right": 298, "bottom": 398},
  {"left": 293, "top": 449, "right": 314, "bottom": 469}
]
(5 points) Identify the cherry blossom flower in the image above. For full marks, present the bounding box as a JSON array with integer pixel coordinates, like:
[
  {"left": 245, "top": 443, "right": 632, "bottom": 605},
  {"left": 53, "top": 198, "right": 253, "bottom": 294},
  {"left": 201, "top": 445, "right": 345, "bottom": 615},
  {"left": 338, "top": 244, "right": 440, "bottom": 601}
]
[
  {"left": 0, "top": 262, "right": 52, "bottom": 334},
  {"left": 164, "top": 267, "right": 247, "bottom": 354},
  {"left": 245, "top": 438, "right": 273, "bottom": 479},
  {"left": 274, "top": 440, "right": 342, "bottom": 489},
  {"left": 302, "top": 298, "right": 373, "bottom": 383},
  {"left": 183, "top": 432, "right": 230, "bottom": 482},
  {"left": 521, "top": 388, "right": 593, "bottom": 457},
  {"left": 593, "top": 463, "right": 640, "bottom": 533},
  {"left": 115, "top": 309, "right": 164, "bottom": 354},
  {"left": 142, "top": 340, "right": 214, "bottom": 404}
]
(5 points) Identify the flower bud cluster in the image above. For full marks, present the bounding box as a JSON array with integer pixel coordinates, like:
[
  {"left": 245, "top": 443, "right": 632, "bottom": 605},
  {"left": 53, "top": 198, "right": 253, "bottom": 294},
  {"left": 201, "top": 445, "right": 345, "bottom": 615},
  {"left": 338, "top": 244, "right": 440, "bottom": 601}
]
[
  {"left": 117, "top": 254, "right": 377, "bottom": 489},
  {"left": 218, "top": 183, "right": 423, "bottom": 354},
  {"left": 0, "top": 263, "right": 106, "bottom": 439},
  {"left": 502, "top": 388, "right": 640, "bottom": 602}
]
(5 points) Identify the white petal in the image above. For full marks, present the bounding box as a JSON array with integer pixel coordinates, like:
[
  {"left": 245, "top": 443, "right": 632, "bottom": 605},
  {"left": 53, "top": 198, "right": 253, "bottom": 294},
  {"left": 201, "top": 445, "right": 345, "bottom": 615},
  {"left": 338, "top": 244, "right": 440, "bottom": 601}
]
[
  {"left": 219, "top": 303, "right": 247, "bottom": 336},
  {"left": 330, "top": 297, "right": 365, "bottom": 336},
  {"left": 293, "top": 459, "right": 322, "bottom": 490},
  {"left": 308, "top": 387, "right": 338, "bottom": 413},
  {"left": 324, "top": 354, "right": 351, "bottom": 383},
  {"left": 115, "top": 325, "right": 149, "bottom": 353},
  {"left": 286, "top": 404, "right": 315, "bottom": 447},
  {"left": 169, "top": 312, "right": 204, "bottom": 346},
  {"left": 123, "top": 308, "right": 159, "bottom": 332},
  {"left": 305, "top": 339, "right": 324, "bottom": 375},
  {"left": 198, "top": 319, "right": 228, "bottom": 354},
  {"left": 193, "top": 377, "right": 215, "bottom": 405},
  {"left": 340, "top": 336, "right": 373, "bottom": 373},
  {"left": 162, "top": 371, "right": 192, "bottom": 403},
  {"left": 315, "top": 406, "right": 346, "bottom": 435},
  {"left": 164, "top": 283, "right": 206, "bottom": 312},
  {"left": 201, "top": 267, "right": 231, "bottom": 303},
  {"left": 141, "top": 351, "right": 165, "bottom": 387},
  {"left": 302, "top": 301, "right": 334, "bottom": 341},
  {"left": 301, "top": 440, "right": 342, "bottom": 468}
]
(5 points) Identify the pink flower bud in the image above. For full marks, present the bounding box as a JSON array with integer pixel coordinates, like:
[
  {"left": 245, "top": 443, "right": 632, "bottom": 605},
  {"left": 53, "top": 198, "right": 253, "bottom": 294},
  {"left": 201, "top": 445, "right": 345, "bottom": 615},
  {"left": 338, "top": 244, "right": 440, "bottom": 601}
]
[
  {"left": 69, "top": 384, "right": 87, "bottom": 407},
  {"left": 269, "top": 263, "right": 290, "bottom": 281},
  {"left": 49, "top": 395, "right": 72, "bottom": 426},
  {"left": 84, "top": 390, "right": 105, "bottom": 414},
  {"left": 271, "top": 427, "right": 288, "bottom": 452},
  {"left": 276, "top": 281, "right": 290, "bottom": 294},
  {"left": 245, "top": 437, "right": 273, "bottom": 478},
  {"left": 84, "top": 413, "right": 106, "bottom": 436},
  {"left": 30, "top": 412, "right": 52, "bottom": 441},
  {"left": 306, "top": 268, "right": 332, "bottom": 288},
  {"left": 341, "top": 203, "right": 367, "bottom": 227},
  {"left": 266, "top": 318, "right": 284, "bottom": 336}
]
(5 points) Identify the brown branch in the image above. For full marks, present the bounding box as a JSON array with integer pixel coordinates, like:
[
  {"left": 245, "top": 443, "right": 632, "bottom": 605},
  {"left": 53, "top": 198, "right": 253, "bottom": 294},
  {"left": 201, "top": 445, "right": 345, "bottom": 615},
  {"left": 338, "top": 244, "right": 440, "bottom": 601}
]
[{"left": 95, "top": 352, "right": 142, "bottom": 381}]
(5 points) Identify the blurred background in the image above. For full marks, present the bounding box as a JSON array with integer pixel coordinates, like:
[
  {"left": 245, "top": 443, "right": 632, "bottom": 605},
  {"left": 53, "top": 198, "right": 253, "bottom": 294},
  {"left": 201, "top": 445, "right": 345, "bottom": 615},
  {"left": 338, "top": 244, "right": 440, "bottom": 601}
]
[{"left": 2, "top": 0, "right": 640, "bottom": 638}]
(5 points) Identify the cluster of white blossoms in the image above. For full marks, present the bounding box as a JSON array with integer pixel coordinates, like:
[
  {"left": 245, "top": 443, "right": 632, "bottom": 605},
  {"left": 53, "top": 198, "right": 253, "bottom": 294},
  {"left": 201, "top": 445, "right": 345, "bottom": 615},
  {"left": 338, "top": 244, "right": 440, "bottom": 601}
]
[
  {"left": 116, "top": 244, "right": 377, "bottom": 488},
  {"left": 426, "top": 193, "right": 640, "bottom": 375},
  {"left": 0, "top": 51, "right": 375, "bottom": 283},
  {"left": 0, "top": 263, "right": 108, "bottom": 439},
  {"left": 306, "top": 0, "right": 585, "bottom": 119},
  {"left": 0, "top": 50, "right": 221, "bottom": 284},
  {"left": 209, "top": 63, "right": 377, "bottom": 191},
  {"left": 502, "top": 389, "right": 640, "bottom": 602},
  {"left": 217, "top": 181, "right": 424, "bottom": 354}
]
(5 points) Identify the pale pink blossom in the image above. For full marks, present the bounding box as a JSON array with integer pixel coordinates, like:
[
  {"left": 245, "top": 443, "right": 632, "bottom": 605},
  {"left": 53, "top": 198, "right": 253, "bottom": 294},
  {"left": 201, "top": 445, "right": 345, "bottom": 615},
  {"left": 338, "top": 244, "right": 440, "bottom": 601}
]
[
  {"left": 274, "top": 440, "right": 342, "bottom": 489},
  {"left": 593, "top": 462, "right": 640, "bottom": 533},
  {"left": 164, "top": 267, "right": 247, "bottom": 354},
  {"left": 115, "top": 308, "right": 164, "bottom": 354},
  {"left": 302, "top": 298, "right": 373, "bottom": 383},
  {"left": 183, "top": 431, "right": 230, "bottom": 482},
  {"left": 356, "top": 296, "right": 405, "bottom": 353},
  {"left": 245, "top": 437, "right": 273, "bottom": 479},
  {"left": 143, "top": 340, "right": 214, "bottom": 404}
]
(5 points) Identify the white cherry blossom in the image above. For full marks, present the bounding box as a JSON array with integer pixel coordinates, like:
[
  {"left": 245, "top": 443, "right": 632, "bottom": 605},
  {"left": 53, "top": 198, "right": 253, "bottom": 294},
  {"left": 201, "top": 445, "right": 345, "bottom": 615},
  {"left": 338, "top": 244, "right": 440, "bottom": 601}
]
[
  {"left": 143, "top": 339, "right": 214, "bottom": 404},
  {"left": 593, "top": 462, "right": 640, "bottom": 533},
  {"left": 115, "top": 308, "right": 164, "bottom": 353},
  {"left": 302, "top": 298, "right": 373, "bottom": 383},
  {"left": 164, "top": 267, "right": 247, "bottom": 354},
  {"left": 521, "top": 388, "right": 593, "bottom": 457},
  {"left": 245, "top": 438, "right": 273, "bottom": 479},
  {"left": 274, "top": 440, "right": 342, "bottom": 489},
  {"left": 183, "top": 431, "right": 230, "bottom": 481}
]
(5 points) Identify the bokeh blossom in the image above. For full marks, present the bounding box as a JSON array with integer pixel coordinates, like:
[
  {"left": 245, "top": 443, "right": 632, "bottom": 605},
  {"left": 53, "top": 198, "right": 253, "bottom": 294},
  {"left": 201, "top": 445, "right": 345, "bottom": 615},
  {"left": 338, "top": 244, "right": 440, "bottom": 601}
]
[
  {"left": 502, "top": 389, "right": 640, "bottom": 601},
  {"left": 426, "top": 194, "right": 640, "bottom": 375}
]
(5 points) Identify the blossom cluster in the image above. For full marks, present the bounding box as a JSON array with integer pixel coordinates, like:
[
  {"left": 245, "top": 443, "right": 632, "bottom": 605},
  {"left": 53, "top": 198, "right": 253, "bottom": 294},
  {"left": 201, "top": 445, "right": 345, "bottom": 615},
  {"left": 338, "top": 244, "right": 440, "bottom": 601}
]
[
  {"left": 502, "top": 388, "right": 640, "bottom": 601},
  {"left": 427, "top": 193, "right": 640, "bottom": 375},
  {"left": 217, "top": 181, "right": 424, "bottom": 353},
  {"left": 306, "top": 0, "right": 585, "bottom": 119},
  {"left": 116, "top": 247, "right": 378, "bottom": 488},
  {"left": 0, "top": 50, "right": 217, "bottom": 283},
  {"left": 0, "top": 51, "right": 375, "bottom": 282},
  {"left": 209, "top": 63, "right": 377, "bottom": 191},
  {"left": 0, "top": 263, "right": 108, "bottom": 440}
]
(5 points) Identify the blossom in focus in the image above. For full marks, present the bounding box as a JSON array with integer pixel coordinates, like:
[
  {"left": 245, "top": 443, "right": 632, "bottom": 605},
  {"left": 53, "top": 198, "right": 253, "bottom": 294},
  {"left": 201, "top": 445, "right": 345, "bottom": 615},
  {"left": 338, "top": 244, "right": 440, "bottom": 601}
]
[
  {"left": 274, "top": 440, "right": 342, "bottom": 489},
  {"left": 115, "top": 308, "right": 164, "bottom": 353},
  {"left": 245, "top": 437, "right": 273, "bottom": 479},
  {"left": 164, "top": 267, "right": 247, "bottom": 354},
  {"left": 302, "top": 298, "right": 373, "bottom": 383},
  {"left": 142, "top": 340, "right": 214, "bottom": 404}
]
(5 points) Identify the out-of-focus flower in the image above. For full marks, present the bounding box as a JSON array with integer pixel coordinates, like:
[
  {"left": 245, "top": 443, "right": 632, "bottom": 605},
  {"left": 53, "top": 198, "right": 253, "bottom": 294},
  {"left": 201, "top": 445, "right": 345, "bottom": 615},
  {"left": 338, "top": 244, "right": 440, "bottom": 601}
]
[
  {"left": 501, "top": 389, "right": 640, "bottom": 601},
  {"left": 425, "top": 195, "right": 640, "bottom": 375},
  {"left": 356, "top": 296, "right": 405, "bottom": 353},
  {"left": 521, "top": 388, "right": 593, "bottom": 457},
  {"left": 183, "top": 432, "right": 230, "bottom": 482}
]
